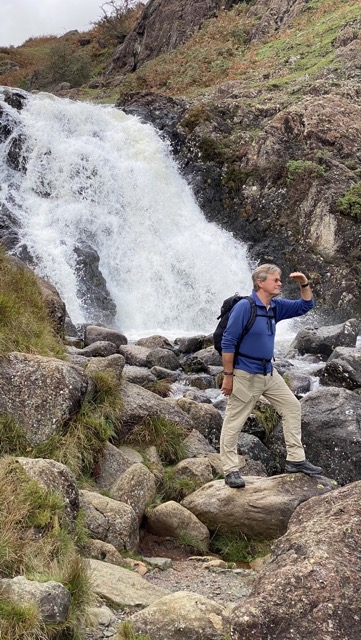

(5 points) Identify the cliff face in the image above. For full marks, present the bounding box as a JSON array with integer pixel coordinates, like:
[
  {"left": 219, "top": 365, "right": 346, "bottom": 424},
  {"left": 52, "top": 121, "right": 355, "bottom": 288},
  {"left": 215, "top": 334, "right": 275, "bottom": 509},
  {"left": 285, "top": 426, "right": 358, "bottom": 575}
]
[
  {"left": 113, "top": 0, "right": 361, "bottom": 318},
  {"left": 108, "top": 0, "right": 236, "bottom": 75}
]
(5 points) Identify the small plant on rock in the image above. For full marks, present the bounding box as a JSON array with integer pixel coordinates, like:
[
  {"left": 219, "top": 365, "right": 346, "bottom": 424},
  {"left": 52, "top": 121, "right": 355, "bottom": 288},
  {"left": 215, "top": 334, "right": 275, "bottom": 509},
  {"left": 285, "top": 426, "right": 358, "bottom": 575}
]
[
  {"left": 337, "top": 181, "right": 361, "bottom": 220},
  {"left": 159, "top": 467, "right": 199, "bottom": 501},
  {"left": 286, "top": 159, "right": 325, "bottom": 185}
]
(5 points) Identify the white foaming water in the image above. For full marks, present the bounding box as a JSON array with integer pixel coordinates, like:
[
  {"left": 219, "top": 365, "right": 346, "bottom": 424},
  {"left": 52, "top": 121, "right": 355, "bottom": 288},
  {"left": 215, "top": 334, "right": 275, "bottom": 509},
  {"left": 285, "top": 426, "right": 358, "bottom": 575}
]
[{"left": 0, "top": 90, "right": 296, "bottom": 343}]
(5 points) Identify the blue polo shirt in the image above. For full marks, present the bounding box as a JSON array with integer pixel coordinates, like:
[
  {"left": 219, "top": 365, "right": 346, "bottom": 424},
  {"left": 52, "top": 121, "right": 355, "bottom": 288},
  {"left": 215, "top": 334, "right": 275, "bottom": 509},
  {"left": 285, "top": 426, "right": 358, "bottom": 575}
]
[{"left": 221, "top": 291, "right": 315, "bottom": 374}]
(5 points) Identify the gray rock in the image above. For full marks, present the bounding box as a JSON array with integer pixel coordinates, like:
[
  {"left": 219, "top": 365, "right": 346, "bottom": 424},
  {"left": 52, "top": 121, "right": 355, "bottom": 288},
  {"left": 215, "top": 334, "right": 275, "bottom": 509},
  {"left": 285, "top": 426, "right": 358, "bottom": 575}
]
[
  {"left": 86, "top": 353, "right": 126, "bottom": 379},
  {"left": 136, "top": 335, "right": 174, "bottom": 350},
  {"left": 181, "top": 474, "right": 337, "bottom": 540},
  {"left": 84, "top": 325, "right": 127, "bottom": 347},
  {"left": 0, "top": 353, "right": 88, "bottom": 444},
  {"left": 175, "top": 335, "right": 206, "bottom": 353},
  {"left": 169, "top": 397, "right": 222, "bottom": 449},
  {"left": 290, "top": 318, "right": 360, "bottom": 357},
  {"left": 117, "top": 381, "right": 193, "bottom": 440},
  {"left": 95, "top": 442, "right": 133, "bottom": 489},
  {"left": 109, "top": 462, "right": 156, "bottom": 522},
  {"left": 146, "top": 347, "right": 180, "bottom": 370},
  {"left": 122, "top": 364, "right": 157, "bottom": 385},
  {"left": 80, "top": 490, "right": 139, "bottom": 552},
  {"left": 320, "top": 347, "right": 361, "bottom": 389},
  {"left": 88, "top": 559, "right": 169, "bottom": 608},
  {"left": 231, "top": 480, "right": 361, "bottom": 640},
  {"left": 0, "top": 576, "right": 71, "bottom": 624},
  {"left": 130, "top": 591, "right": 228, "bottom": 640},
  {"left": 146, "top": 500, "right": 210, "bottom": 549},
  {"left": 301, "top": 387, "right": 361, "bottom": 485},
  {"left": 15, "top": 457, "right": 79, "bottom": 526}
]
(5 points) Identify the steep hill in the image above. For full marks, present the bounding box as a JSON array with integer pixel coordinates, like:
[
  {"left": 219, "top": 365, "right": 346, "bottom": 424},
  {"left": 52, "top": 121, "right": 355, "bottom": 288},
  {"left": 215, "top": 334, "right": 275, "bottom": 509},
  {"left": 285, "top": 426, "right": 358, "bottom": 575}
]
[{"left": 1, "top": 0, "right": 360, "bottom": 316}]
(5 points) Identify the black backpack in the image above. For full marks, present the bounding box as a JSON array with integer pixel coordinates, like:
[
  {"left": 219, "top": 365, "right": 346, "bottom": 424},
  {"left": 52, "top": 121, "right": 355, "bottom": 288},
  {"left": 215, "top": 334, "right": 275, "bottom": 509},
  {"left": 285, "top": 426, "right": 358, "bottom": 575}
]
[{"left": 213, "top": 294, "right": 256, "bottom": 356}]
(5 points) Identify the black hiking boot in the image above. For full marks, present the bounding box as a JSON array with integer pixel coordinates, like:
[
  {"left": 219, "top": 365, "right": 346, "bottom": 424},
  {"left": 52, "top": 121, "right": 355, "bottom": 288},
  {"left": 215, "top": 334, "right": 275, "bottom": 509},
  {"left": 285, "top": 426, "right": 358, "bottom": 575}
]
[
  {"left": 285, "top": 459, "right": 323, "bottom": 476},
  {"left": 224, "top": 471, "right": 245, "bottom": 488}
]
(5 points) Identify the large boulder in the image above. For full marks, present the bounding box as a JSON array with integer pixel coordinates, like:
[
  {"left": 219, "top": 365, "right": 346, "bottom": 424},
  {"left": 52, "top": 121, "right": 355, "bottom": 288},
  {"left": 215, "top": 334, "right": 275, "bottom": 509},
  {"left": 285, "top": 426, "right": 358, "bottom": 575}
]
[
  {"left": 15, "top": 457, "right": 79, "bottom": 526},
  {"left": 117, "top": 381, "right": 193, "bottom": 439},
  {"left": 0, "top": 353, "right": 88, "bottom": 444},
  {"left": 84, "top": 325, "right": 127, "bottom": 347},
  {"left": 79, "top": 490, "right": 139, "bottom": 552},
  {"left": 181, "top": 474, "right": 336, "bottom": 540},
  {"left": 300, "top": 387, "right": 361, "bottom": 485},
  {"left": 109, "top": 462, "right": 157, "bottom": 522},
  {"left": 231, "top": 480, "right": 361, "bottom": 640},
  {"left": 169, "top": 397, "right": 222, "bottom": 448},
  {"left": 0, "top": 576, "right": 71, "bottom": 624},
  {"left": 88, "top": 559, "right": 169, "bottom": 608},
  {"left": 290, "top": 318, "right": 360, "bottom": 357},
  {"left": 94, "top": 442, "right": 133, "bottom": 490},
  {"left": 146, "top": 500, "right": 210, "bottom": 549},
  {"left": 319, "top": 346, "right": 361, "bottom": 390},
  {"left": 129, "top": 591, "right": 229, "bottom": 640}
]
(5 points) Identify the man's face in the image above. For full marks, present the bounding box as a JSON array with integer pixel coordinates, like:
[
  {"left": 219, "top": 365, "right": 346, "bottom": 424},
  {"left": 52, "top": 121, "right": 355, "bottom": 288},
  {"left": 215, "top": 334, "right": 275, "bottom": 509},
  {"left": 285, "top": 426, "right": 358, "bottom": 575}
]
[{"left": 257, "top": 272, "right": 282, "bottom": 297}]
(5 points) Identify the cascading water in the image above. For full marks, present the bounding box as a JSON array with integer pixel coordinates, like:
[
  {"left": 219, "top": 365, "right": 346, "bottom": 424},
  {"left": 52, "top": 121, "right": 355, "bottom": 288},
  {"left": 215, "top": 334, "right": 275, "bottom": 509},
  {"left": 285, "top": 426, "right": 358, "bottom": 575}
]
[{"left": 0, "top": 89, "right": 255, "bottom": 339}]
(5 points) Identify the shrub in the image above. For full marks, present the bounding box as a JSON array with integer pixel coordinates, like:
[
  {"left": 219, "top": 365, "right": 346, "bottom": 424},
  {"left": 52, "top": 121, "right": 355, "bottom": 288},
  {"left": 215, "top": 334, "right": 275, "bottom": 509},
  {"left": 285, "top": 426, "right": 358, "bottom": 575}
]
[
  {"left": 286, "top": 160, "right": 325, "bottom": 184},
  {"left": 337, "top": 182, "right": 361, "bottom": 220},
  {"left": 44, "top": 40, "right": 91, "bottom": 87},
  {"left": 92, "top": 0, "right": 145, "bottom": 48}
]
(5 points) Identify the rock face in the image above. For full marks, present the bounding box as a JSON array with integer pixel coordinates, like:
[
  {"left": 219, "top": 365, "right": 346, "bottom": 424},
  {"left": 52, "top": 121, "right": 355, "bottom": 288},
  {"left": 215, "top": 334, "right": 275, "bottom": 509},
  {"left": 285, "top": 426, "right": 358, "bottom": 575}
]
[
  {"left": 108, "top": 0, "right": 234, "bottom": 74},
  {"left": 113, "top": 5, "right": 361, "bottom": 319},
  {"left": 231, "top": 480, "right": 361, "bottom": 640}
]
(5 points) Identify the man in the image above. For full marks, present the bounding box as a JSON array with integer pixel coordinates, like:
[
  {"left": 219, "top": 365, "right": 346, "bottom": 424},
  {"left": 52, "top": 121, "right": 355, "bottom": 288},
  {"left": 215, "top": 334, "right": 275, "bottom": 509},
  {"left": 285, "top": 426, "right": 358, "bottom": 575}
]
[{"left": 220, "top": 263, "right": 323, "bottom": 488}]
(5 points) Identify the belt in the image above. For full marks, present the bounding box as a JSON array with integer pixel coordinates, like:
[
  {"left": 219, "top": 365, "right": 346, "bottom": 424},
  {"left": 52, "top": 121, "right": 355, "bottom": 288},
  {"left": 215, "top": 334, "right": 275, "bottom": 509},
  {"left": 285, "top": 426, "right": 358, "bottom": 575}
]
[{"left": 238, "top": 352, "right": 273, "bottom": 376}]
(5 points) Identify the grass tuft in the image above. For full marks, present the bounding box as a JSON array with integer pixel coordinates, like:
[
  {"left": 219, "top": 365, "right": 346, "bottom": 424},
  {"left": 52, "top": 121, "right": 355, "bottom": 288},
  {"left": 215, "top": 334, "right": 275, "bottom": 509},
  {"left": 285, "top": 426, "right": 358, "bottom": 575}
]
[
  {"left": 125, "top": 416, "right": 187, "bottom": 465},
  {"left": 210, "top": 531, "right": 271, "bottom": 564}
]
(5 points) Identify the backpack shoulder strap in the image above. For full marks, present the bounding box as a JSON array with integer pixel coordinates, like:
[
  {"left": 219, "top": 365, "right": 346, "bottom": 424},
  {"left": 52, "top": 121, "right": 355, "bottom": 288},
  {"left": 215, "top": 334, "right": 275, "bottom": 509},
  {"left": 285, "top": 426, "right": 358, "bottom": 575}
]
[{"left": 235, "top": 296, "right": 257, "bottom": 353}]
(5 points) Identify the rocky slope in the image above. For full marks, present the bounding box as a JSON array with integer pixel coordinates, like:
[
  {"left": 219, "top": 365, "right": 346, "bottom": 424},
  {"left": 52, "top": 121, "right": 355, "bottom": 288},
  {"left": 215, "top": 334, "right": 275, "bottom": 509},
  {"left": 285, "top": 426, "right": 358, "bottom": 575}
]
[{"left": 104, "top": 0, "right": 361, "bottom": 318}]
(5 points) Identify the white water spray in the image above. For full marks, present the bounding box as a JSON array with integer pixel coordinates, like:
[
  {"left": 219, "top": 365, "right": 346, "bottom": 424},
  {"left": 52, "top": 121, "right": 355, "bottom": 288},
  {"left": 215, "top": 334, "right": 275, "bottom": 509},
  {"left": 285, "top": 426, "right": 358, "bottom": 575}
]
[{"left": 1, "top": 91, "right": 257, "bottom": 338}]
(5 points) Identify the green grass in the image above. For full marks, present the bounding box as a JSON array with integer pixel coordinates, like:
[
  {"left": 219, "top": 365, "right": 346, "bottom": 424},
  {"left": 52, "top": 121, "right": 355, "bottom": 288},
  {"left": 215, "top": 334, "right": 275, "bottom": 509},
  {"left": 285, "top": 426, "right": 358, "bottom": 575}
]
[
  {"left": 0, "top": 600, "right": 43, "bottom": 640},
  {"left": 0, "top": 369, "right": 122, "bottom": 479},
  {"left": 125, "top": 416, "right": 187, "bottom": 465},
  {"left": 116, "top": 621, "right": 152, "bottom": 640},
  {"left": 0, "top": 250, "right": 64, "bottom": 357},
  {"left": 0, "top": 458, "right": 94, "bottom": 638},
  {"left": 210, "top": 531, "right": 271, "bottom": 564},
  {"left": 159, "top": 466, "right": 200, "bottom": 501}
]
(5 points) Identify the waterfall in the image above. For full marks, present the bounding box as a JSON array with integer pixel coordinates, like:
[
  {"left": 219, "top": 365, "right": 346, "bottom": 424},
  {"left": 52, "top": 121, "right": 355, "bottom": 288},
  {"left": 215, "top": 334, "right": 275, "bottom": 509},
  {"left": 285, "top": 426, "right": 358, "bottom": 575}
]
[{"left": 0, "top": 90, "right": 255, "bottom": 338}]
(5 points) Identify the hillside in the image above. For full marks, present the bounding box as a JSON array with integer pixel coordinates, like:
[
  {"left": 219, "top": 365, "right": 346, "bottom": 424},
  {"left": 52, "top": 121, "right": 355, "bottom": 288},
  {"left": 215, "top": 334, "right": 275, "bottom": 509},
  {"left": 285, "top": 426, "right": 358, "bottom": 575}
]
[{"left": 0, "top": 0, "right": 360, "bottom": 316}]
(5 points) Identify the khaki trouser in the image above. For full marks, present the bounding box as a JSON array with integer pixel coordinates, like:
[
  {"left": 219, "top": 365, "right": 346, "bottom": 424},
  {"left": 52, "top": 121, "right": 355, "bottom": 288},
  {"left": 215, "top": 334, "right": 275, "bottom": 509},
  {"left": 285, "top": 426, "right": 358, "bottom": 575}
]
[{"left": 220, "top": 368, "right": 305, "bottom": 475}]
